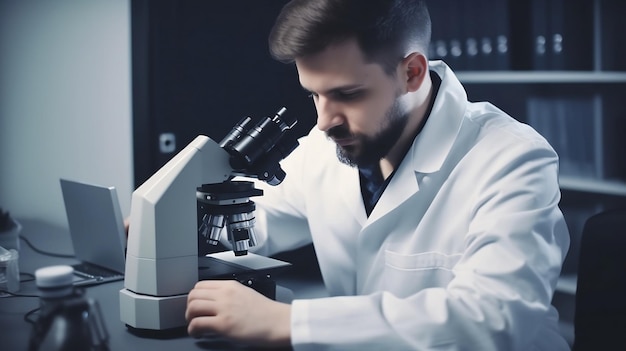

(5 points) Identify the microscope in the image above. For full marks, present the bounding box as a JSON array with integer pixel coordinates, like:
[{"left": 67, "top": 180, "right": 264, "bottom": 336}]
[{"left": 119, "top": 107, "right": 298, "bottom": 331}]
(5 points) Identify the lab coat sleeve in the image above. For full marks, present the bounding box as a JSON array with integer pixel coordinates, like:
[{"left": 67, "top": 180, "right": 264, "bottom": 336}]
[{"left": 289, "top": 139, "right": 570, "bottom": 351}]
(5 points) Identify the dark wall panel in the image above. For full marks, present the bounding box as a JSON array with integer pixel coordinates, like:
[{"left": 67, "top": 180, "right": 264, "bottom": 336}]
[{"left": 132, "top": 0, "right": 316, "bottom": 186}]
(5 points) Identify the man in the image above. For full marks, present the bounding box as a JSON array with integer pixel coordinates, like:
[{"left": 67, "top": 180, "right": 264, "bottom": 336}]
[{"left": 185, "top": 0, "right": 571, "bottom": 349}]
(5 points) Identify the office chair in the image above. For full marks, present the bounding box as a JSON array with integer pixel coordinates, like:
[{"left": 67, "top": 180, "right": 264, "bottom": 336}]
[{"left": 573, "top": 208, "right": 626, "bottom": 350}]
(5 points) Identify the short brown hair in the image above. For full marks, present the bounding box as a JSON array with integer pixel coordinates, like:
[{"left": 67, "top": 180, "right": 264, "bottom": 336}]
[{"left": 268, "top": 0, "right": 431, "bottom": 75}]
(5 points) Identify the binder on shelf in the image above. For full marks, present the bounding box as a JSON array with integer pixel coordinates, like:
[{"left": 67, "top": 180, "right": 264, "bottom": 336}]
[
  {"left": 461, "top": 0, "right": 480, "bottom": 71},
  {"left": 531, "top": 0, "right": 550, "bottom": 70},
  {"left": 474, "top": 0, "right": 496, "bottom": 71},
  {"left": 509, "top": 0, "right": 594, "bottom": 71},
  {"left": 426, "top": 0, "right": 464, "bottom": 70},
  {"left": 428, "top": 0, "right": 604, "bottom": 72},
  {"left": 427, "top": 0, "right": 510, "bottom": 71},
  {"left": 546, "top": 0, "right": 594, "bottom": 71},
  {"left": 490, "top": 0, "right": 510, "bottom": 70},
  {"left": 426, "top": 0, "right": 447, "bottom": 62},
  {"left": 598, "top": 0, "right": 626, "bottom": 71},
  {"left": 507, "top": 1, "right": 535, "bottom": 70},
  {"left": 445, "top": 0, "right": 465, "bottom": 71},
  {"left": 557, "top": 96, "right": 595, "bottom": 178},
  {"left": 470, "top": 0, "right": 506, "bottom": 71},
  {"left": 508, "top": 0, "right": 550, "bottom": 70},
  {"left": 526, "top": 95, "right": 596, "bottom": 180}
]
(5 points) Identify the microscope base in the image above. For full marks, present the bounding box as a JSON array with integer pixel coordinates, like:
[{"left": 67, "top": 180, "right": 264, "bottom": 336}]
[
  {"left": 120, "top": 253, "right": 293, "bottom": 332},
  {"left": 119, "top": 288, "right": 188, "bottom": 331}
]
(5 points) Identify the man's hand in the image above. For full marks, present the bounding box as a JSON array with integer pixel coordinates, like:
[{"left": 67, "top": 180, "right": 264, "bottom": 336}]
[{"left": 186, "top": 280, "right": 292, "bottom": 347}]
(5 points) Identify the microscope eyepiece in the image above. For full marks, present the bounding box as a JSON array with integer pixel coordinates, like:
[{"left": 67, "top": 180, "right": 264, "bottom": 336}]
[{"left": 221, "top": 107, "right": 299, "bottom": 185}]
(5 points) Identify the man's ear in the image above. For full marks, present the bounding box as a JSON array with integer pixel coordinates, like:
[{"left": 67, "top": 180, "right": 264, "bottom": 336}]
[{"left": 401, "top": 52, "right": 428, "bottom": 92}]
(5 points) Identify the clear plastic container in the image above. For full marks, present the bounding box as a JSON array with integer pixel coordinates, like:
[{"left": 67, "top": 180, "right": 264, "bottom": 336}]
[
  {"left": 0, "top": 245, "right": 19, "bottom": 295},
  {"left": 0, "top": 218, "right": 21, "bottom": 251}
]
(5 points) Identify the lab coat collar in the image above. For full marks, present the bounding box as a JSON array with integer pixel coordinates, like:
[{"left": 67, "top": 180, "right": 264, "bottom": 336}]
[
  {"left": 365, "top": 61, "right": 467, "bottom": 224},
  {"left": 408, "top": 60, "right": 467, "bottom": 174}
]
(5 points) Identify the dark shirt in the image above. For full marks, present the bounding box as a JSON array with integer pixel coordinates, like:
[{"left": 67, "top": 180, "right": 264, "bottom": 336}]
[{"left": 359, "top": 71, "right": 442, "bottom": 216}]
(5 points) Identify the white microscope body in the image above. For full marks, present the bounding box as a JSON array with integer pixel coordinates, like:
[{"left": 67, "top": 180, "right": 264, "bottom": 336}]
[{"left": 120, "top": 108, "right": 297, "bottom": 331}]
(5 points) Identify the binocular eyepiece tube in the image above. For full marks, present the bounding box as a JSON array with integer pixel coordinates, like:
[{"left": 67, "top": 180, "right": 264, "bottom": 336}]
[{"left": 219, "top": 107, "right": 298, "bottom": 186}]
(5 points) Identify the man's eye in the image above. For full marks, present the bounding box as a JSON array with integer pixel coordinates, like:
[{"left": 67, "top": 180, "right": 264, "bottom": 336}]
[{"left": 335, "top": 91, "right": 362, "bottom": 100}]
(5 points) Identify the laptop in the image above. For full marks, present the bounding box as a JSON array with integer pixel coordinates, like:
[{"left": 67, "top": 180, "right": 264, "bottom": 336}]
[{"left": 60, "top": 178, "right": 126, "bottom": 286}]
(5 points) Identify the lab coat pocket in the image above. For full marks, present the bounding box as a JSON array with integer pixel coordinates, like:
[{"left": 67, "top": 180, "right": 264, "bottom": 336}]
[{"left": 383, "top": 250, "right": 462, "bottom": 297}]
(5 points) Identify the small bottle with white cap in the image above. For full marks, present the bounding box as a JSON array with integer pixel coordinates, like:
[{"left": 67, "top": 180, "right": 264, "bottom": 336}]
[{"left": 28, "top": 265, "right": 109, "bottom": 351}]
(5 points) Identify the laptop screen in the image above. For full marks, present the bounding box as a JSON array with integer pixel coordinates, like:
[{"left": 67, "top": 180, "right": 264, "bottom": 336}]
[{"left": 60, "top": 178, "right": 126, "bottom": 274}]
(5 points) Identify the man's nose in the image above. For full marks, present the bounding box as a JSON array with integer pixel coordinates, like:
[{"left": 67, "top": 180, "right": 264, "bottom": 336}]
[{"left": 315, "top": 97, "right": 344, "bottom": 132}]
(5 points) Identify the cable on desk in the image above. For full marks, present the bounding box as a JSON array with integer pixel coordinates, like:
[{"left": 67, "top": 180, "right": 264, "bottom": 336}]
[
  {"left": 24, "top": 307, "right": 40, "bottom": 325},
  {"left": 0, "top": 289, "right": 41, "bottom": 325},
  {"left": 20, "top": 235, "right": 74, "bottom": 258},
  {"left": 4, "top": 238, "right": 75, "bottom": 329},
  {"left": 20, "top": 272, "right": 35, "bottom": 283},
  {"left": 0, "top": 289, "right": 39, "bottom": 298}
]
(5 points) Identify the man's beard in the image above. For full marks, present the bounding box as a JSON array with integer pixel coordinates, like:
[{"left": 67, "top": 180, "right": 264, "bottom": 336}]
[{"left": 327, "top": 98, "right": 409, "bottom": 168}]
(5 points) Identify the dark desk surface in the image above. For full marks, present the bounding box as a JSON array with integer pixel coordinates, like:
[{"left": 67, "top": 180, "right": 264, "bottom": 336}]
[{"left": 0, "top": 219, "right": 326, "bottom": 351}]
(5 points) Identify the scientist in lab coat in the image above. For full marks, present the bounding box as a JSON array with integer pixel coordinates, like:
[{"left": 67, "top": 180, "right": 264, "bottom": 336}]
[{"left": 185, "top": 0, "right": 571, "bottom": 349}]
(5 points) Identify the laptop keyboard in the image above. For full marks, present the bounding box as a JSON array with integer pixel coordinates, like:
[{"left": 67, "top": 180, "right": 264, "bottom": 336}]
[{"left": 72, "top": 263, "right": 122, "bottom": 279}]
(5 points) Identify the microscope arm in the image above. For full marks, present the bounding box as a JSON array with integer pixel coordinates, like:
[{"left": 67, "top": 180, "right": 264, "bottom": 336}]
[{"left": 124, "top": 135, "right": 232, "bottom": 298}]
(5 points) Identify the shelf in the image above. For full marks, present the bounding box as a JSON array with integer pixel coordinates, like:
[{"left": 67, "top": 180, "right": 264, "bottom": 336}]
[
  {"left": 456, "top": 71, "right": 626, "bottom": 84},
  {"left": 559, "top": 176, "right": 626, "bottom": 197}
]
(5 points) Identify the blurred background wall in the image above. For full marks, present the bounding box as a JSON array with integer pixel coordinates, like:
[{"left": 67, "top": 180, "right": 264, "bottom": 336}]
[{"left": 0, "top": 0, "right": 133, "bottom": 228}]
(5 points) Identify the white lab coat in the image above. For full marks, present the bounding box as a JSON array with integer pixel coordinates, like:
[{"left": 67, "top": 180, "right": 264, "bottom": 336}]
[{"left": 251, "top": 61, "right": 571, "bottom": 350}]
